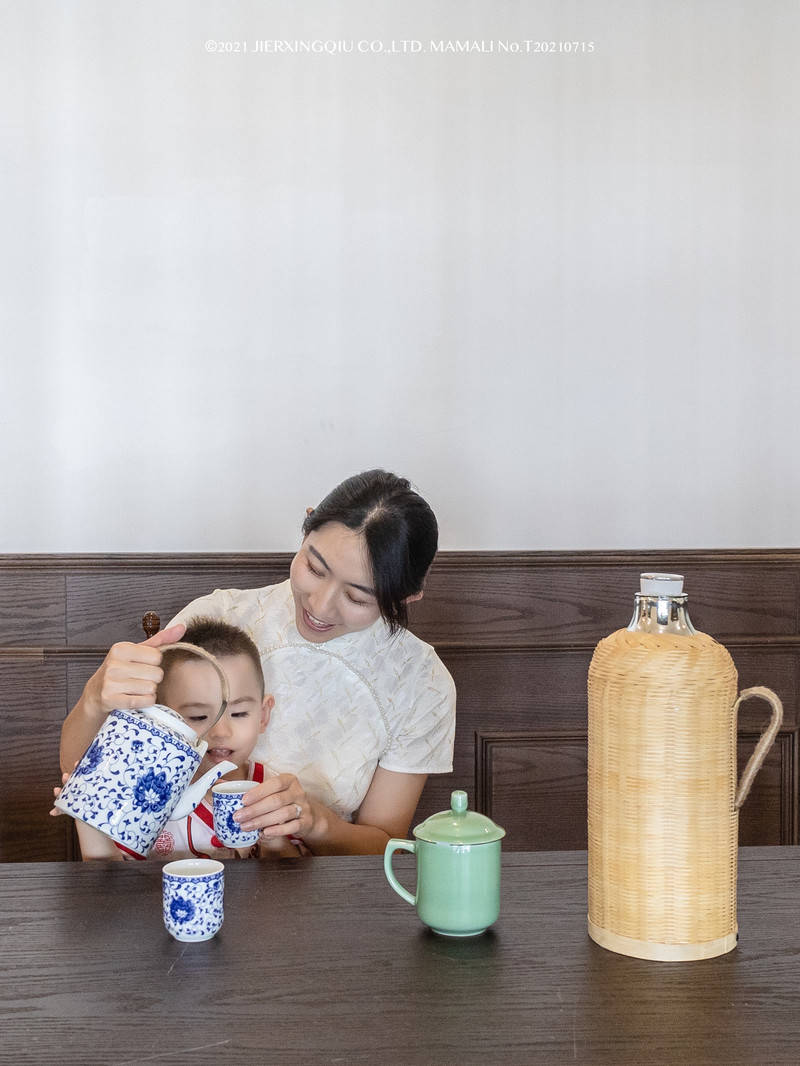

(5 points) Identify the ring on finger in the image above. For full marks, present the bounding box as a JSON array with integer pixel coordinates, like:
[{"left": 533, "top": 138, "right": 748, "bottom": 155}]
[{"left": 294, "top": 803, "right": 302, "bottom": 820}]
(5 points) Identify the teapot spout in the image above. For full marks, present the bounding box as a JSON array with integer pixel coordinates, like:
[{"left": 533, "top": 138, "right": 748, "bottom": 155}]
[{"left": 172, "top": 761, "right": 238, "bottom": 820}]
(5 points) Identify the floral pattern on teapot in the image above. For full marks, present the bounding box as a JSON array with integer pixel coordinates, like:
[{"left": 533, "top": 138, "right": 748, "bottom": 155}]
[{"left": 75, "top": 739, "right": 104, "bottom": 775}]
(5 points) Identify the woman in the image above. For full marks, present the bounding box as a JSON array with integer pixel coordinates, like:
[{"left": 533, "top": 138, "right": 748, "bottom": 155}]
[{"left": 60, "top": 470, "right": 456, "bottom": 855}]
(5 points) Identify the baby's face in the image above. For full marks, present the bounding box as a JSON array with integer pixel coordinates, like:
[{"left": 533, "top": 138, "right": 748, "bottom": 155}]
[{"left": 159, "top": 653, "right": 270, "bottom": 774}]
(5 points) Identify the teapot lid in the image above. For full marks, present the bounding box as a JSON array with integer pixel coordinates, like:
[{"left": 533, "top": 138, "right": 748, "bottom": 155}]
[
  {"left": 141, "top": 705, "right": 202, "bottom": 747},
  {"left": 413, "top": 790, "right": 505, "bottom": 845}
]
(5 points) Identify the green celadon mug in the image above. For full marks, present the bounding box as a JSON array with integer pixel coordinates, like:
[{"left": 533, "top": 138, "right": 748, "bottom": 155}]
[{"left": 384, "top": 790, "right": 505, "bottom": 937}]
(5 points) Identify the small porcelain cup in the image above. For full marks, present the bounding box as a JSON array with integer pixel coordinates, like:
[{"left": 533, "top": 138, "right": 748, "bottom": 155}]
[
  {"left": 384, "top": 790, "right": 505, "bottom": 938},
  {"left": 163, "top": 859, "right": 224, "bottom": 942},
  {"left": 212, "top": 780, "right": 260, "bottom": 849}
]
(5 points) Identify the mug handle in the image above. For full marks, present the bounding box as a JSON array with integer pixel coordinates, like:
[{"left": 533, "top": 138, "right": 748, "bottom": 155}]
[
  {"left": 384, "top": 839, "right": 417, "bottom": 906},
  {"left": 734, "top": 686, "right": 784, "bottom": 809}
]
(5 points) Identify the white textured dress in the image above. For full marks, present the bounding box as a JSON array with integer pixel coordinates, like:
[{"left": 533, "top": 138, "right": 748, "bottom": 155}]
[{"left": 171, "top": 580, "right": 456, "bottom": 820}]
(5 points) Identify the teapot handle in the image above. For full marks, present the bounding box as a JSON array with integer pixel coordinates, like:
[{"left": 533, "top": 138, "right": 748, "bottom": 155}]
[
  {"left": 159, "top": 642, "right": 230, "bottom": 740},
  {"left": 734, "top": 686, "right": 783, "bottom": 809}
]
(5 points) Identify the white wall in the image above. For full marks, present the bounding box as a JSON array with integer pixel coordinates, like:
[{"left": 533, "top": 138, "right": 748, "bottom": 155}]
[{"left": 2, "top": 1, "right": 798, "bottom": 551}]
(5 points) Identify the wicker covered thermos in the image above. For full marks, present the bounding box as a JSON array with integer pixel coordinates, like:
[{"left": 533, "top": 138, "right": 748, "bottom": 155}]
[{"left": 587, "top": 573, "right": 783, "bottom": 961}]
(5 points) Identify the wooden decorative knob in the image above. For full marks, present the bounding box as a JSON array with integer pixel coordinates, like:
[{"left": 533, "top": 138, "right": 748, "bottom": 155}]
[{"left": 142, "top": 612, "right": 161, "bottom": 639}]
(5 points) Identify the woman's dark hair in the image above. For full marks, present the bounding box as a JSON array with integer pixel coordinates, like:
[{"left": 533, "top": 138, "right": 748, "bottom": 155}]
[{"left": 302, "top": 470, "right": 438, "bottom": 633}]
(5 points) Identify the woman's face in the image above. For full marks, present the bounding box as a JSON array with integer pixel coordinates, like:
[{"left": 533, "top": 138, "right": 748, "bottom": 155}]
[{"left": 289, "top": 521, "right": 382, "bottom": 643}]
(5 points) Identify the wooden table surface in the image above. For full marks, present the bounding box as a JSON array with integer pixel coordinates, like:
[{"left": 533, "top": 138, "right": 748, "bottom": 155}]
[{"left": 2, "top": 848, "right": 799, "bottom": 1065}]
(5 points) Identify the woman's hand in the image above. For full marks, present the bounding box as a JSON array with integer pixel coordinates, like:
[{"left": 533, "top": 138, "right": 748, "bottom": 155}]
[
  {"left": 85, "top": 623, "right": 186, "bottom": 717},
  {"left": 234, "top": 768, "right": 428, "bottom": 856},
  {"left": 61, "top": 623, "right": 186, "bottom": 772},
  {"left": 234, "top": 773, "right": 327, "bottom": 844}
]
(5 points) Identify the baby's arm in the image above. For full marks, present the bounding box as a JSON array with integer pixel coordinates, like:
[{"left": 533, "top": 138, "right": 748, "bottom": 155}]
[{"left": 75, "top": 820, "right": 124, "bottom": 861}]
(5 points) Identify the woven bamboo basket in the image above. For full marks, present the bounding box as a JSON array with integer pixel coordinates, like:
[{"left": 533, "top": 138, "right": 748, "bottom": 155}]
[{"left": 588, "top": 623, "right": 782, "bottom": 961}]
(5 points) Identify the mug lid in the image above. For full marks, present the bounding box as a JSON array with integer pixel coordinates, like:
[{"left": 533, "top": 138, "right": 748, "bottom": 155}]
[{"left": 413, "top": 790, "right": 505, "bottom": 845}]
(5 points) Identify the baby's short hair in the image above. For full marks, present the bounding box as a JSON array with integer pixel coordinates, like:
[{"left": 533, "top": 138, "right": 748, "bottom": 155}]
[{"left": 162, "top": 616, "right": 265, "bottom": 697}]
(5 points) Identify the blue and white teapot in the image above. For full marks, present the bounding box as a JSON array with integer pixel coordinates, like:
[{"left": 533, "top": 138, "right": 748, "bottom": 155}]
[{"left": 56, "top": 643, "right": 237, "bottom": 857}]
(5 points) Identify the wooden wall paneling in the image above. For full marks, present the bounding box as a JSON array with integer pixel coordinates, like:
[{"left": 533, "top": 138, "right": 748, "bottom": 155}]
[
  {"left": 0, "top": 571, "right": 66, "bottom": 645},
  {"left": 675, "top": 563, "right": 798, "bottom": 637},
  {"left": 439, "top": 648, "right": 593, "bottom": 728},
  {"left": 724, "top": 646, "right": 799, "bottom": 729},
  {"left": 414, "top": 561, "right": 639, "bottom": 646},
  {"left": 417, "top": 647, "right": 594, "bottom": 822},
  {"left": 66, "top": 655, "right": 107, "bottom": 713},
  {"left": 65, "top": 557, "right": 293, "bottom": 645},
  {"left": 475, "top": 731, "right": 588, "bottom": 851},
  {"left": 737, "top": 730, "right": 798, "bottom": 846},
  {"left": 0, "top": 658, "right": 72, "bottom": 861},
  {"left": 2, "top": 550, "right": 797, "bottom": 646},
  {"left": 414, "top": 554, "right": 799, "bottom": 647}
]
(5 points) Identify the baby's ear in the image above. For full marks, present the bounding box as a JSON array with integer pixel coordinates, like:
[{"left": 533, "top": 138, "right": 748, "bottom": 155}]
[{"left": 260, "top": 693, "right": 275, "bottom": 730}]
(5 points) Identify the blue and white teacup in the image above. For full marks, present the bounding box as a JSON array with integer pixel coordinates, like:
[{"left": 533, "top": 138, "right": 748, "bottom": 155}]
[
  {"left": 163, "top": 859, "right": 224, "bottom": 942},
  {"left": 212, "top": 780, "right": 260, "bottom": 849}
]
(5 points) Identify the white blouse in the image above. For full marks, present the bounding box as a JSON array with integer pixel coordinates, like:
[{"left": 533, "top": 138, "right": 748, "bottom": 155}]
[{"left": 171, "top": 580, "right": 456, "bottom": 820}]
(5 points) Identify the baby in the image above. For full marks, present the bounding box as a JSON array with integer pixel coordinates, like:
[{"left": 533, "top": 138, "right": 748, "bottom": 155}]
[{"left": 68, "top": 617, "right": 299, "bottom": 861}]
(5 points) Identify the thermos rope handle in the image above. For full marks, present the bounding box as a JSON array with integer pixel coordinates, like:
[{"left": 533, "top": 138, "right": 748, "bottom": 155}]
[
  {"left": 733, "top": 686, "right": 784, "bottom": 810},
  {"left": 158, "top": 642, "right": 230, "bottom": 741}
]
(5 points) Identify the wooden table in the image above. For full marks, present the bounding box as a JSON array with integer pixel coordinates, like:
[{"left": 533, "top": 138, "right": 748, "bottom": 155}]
[{"left": 2, "top": 848, "right": 799, "bottom": 1065}]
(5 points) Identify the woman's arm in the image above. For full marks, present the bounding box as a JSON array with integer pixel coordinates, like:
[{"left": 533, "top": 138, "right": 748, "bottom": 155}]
[
  {"left": 237, "top": 767, "right": 428, "bottom": 856},
  {"left": 60, "top": 624, "right": 185, "bottom": 772}
]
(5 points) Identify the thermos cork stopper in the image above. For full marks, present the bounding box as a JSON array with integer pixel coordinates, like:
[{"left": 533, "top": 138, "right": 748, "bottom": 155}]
[{"left": 640, "top": 573, "right": 684, "bottom": 596}]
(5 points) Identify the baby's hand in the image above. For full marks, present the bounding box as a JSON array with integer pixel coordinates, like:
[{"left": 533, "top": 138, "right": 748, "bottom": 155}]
[{"left": 49, "top": 769, "right": 73, "bottom": 816}]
